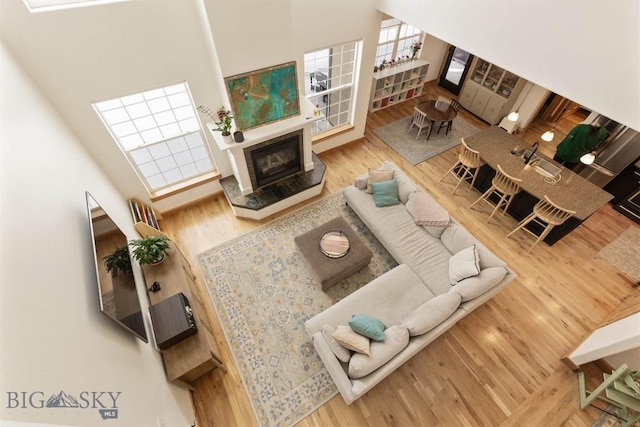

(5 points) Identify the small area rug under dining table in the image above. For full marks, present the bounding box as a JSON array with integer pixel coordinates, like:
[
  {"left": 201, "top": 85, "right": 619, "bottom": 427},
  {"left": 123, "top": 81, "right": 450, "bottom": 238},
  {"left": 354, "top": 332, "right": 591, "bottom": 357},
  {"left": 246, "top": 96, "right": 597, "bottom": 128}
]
[
  {"left": 373, "top": 115, "right": 479, "bottom": 165},
  {"left": 197, "top": 191, "right": 397, "bottom": 427}
]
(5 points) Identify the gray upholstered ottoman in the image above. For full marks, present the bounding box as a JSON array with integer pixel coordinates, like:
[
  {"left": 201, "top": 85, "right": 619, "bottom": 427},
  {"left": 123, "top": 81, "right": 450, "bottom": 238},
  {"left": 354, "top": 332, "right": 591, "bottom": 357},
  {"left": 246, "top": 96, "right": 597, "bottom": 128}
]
[{"left": 294, "top": 216, "right": 373, "bottom": 290}]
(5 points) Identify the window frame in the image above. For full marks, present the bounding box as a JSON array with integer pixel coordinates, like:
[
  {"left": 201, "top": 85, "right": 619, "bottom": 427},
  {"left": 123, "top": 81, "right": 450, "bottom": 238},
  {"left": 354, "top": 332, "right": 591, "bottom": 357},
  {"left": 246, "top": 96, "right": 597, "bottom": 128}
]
[
  {"left": 375, "top": 19, "right": 424, "bottom": 67},
  {"left": 303, "top": 40, "right": 362, "bottom": 137},
  {"left": 92, "top": 81, "right": 217, "bottom": 193}
]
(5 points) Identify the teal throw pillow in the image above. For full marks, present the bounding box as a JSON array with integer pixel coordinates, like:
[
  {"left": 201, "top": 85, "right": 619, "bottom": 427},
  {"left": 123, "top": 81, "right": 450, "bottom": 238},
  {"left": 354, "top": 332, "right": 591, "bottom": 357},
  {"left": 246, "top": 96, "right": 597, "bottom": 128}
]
[
  {"left": 370, "top": 178, "right": 400, "bottom": 207},
  {"left": 349, "top": 314, "right": 386, "bottom": 341}
]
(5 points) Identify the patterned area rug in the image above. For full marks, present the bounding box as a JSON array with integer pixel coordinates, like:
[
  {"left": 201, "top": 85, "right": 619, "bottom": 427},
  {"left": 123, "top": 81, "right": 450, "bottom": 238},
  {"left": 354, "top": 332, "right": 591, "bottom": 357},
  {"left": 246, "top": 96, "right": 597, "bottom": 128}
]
[
  {"left": 197, "top": 192, "right": 397, "bottom": 427},
  {"left": 373, "top": 115, "right": 479, "bottom": 165},
  {"left": 599, "top": 226, "right": 640, "bottom": 283}
]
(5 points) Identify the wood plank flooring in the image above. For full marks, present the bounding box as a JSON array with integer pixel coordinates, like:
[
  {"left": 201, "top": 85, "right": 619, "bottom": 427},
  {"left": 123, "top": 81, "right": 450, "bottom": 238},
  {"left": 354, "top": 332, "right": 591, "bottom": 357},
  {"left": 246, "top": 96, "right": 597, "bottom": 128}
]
[{"left": 160, "top": 83, "right": 639, "bottom": 427}]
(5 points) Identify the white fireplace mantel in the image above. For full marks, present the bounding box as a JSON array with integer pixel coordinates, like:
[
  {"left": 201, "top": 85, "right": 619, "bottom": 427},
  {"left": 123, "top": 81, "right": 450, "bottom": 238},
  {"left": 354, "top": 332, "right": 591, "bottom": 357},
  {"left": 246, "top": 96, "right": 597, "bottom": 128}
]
[{"left": 207, "top": 99, "right": 318, "bottom": 195}]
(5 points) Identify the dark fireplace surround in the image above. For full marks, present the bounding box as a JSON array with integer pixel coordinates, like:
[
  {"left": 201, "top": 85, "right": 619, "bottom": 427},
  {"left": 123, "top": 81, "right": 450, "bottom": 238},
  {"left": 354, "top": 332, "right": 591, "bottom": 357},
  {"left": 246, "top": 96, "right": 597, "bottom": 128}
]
[{"left": 244, "top": 129, "right": 303, "bottom": 190}]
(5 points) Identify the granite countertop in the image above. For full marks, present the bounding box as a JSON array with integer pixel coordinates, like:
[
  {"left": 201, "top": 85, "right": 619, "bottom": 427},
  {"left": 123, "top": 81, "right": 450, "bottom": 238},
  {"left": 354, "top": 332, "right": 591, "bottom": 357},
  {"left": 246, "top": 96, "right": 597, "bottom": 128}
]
[{"left": 465, "top": 126, "right": 613, "bottom": 220}]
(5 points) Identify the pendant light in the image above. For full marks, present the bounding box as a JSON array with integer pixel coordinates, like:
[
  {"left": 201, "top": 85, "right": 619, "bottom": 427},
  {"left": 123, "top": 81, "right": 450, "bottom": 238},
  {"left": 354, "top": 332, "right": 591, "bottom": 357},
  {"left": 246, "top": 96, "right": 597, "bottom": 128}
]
[
  {"left": 540, "top": 107, "right": 569, "bottom": 142},
  {"left": 580, "top": 151, "right": 596, "bottom": 165},
  {"left": 507, "top": 82, "right": 533, "bottom": 122}
]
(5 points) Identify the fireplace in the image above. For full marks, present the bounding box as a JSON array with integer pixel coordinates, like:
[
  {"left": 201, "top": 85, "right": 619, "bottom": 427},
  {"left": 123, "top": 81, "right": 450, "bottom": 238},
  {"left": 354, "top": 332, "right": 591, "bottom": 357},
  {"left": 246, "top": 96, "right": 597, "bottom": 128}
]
[{"left": 244, "top": 129, "right": 303, "bottom": 189}]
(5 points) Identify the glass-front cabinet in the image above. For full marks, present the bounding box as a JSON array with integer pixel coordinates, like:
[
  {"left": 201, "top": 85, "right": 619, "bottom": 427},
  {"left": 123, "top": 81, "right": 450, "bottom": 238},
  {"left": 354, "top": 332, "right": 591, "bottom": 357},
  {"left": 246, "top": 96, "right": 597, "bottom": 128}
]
[
  {"left": 460, "top": 57, "right": 525, "bottom": 124},
  {"left": 469, "top": 59, "right": 520, "bottom": 100}
]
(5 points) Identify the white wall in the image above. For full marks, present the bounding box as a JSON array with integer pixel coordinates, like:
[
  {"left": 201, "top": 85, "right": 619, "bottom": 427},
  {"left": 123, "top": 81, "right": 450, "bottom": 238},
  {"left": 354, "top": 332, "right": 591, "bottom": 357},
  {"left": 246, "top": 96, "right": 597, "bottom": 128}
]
[
  {"left": 0, "top": 44, "right": 193, "bottom": 427},
  {"left": 377, "top": 0, "right": 640, "bottom": 132}
]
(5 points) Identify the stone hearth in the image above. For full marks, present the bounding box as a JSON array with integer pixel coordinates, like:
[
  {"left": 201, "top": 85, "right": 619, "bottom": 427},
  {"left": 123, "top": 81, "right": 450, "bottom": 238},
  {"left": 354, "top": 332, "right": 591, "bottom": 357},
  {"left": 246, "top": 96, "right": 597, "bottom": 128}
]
[{"left": 220, "top": 153, "right": 325, "bottom": 220}]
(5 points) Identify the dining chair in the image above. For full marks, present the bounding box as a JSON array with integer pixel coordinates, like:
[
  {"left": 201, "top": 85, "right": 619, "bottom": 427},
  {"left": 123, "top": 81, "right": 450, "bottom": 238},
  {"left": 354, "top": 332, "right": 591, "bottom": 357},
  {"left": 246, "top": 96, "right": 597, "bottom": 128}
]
[
  {"left": 436, "top": 97, "right": 458, "bottom": 135},
  {"left": 505, "top": 195, "right": 576, "bottom": 253},
  {"left": 440, "top": 138, "right": 484, "bottom": 194},
  {"left": 469, "top": 164, "right": 522, "bottom": 223},
  {"left": 407, "top": 107, "right": 432, "bottom": 140},
  {"left": 416, "top": 91, "right": 432, "bottom": 104}
]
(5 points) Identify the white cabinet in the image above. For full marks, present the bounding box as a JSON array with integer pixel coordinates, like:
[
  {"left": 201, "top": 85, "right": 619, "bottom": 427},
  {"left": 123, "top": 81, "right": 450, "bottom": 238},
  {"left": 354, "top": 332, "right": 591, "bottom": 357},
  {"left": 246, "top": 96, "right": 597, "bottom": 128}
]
[
  {"left": 369, "top": 60, "right": 430, "bottom": 112},
  {"left": 459, "top": 58, "right": 525, "bottom": 124}
]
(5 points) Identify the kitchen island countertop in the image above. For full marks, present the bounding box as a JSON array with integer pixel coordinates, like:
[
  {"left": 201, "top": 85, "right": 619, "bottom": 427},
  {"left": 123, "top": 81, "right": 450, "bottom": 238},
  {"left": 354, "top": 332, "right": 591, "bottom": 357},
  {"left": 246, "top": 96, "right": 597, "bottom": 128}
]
[{"left": 465, "top": 126, "right": 613, "bottom": 220}]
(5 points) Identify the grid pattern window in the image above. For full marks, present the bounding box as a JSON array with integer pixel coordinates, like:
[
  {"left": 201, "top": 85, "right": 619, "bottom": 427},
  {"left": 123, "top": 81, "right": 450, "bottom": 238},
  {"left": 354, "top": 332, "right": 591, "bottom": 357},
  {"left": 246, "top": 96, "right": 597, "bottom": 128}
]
[
  {"left": 304, "top": 41, "right": 361, "bottom": 135},
  {"left": 375, "top": 19, "right": 423, "bottom": 67},
  {"left": 93, "top": 82, "right": 215, "bottom": 191}
]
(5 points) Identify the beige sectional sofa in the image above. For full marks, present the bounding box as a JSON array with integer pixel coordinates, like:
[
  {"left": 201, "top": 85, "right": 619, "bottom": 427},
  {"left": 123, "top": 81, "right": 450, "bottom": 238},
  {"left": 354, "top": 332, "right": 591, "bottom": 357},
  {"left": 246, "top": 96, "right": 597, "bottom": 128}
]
[{"left": 304, "top": 161, "right": 516, "bottom": 405}]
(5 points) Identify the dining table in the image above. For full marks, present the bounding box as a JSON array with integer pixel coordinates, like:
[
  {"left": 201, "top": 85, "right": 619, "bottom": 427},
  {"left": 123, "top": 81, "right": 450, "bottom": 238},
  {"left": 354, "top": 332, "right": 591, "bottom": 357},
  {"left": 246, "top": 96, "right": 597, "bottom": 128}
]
[
  {"left": 464, "top": 126, "right": 613, "bottom": 244},
  {"left": 416, "top": 100, "right": 457, "bottom": 139}
]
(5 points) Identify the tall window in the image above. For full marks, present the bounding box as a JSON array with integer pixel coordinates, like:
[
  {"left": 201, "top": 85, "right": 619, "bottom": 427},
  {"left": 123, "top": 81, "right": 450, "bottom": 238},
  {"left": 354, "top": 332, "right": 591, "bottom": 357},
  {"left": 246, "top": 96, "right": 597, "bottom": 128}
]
[
  {"left": 93, "top": 82, "right": 215, "bottom": 191},
  {"left": 304, "top": 41, "right": 361, "bottom": 136},
  {"left": 375, "top": 19, "right": 423, "bottom": 68}
]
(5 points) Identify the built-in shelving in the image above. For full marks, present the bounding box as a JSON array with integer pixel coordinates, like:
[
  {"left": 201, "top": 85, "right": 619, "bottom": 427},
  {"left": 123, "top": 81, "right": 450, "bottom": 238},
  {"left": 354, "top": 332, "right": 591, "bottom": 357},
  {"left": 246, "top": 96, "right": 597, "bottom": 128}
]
[
  {"left": 369, "top": 60, "right": 430, "bottom": 112},
  {"left": 128, "top": 198, "right": 166, "bottom": 238}
]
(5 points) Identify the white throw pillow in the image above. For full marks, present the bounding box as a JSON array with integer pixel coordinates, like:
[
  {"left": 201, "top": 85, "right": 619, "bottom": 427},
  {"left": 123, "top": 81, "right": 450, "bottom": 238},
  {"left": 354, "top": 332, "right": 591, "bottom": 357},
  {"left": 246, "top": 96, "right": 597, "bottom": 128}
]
[
  {"left": 348, "top": 325, "right": 409, "bottom": 379},
  {"left": 449, "top": 266, "right": 508, "bottom": 302},
  {"left": 449, "top": 245, "right": 480, "bottom": 284},
  {"left": 321, "top": 324, "right": 352, "bottom": 363},
  {"left": 401, "top": 293, "right": 462, "bottom": 336},
  {"left": 332, "top": 324, "right": 370, "bottom": 355}
]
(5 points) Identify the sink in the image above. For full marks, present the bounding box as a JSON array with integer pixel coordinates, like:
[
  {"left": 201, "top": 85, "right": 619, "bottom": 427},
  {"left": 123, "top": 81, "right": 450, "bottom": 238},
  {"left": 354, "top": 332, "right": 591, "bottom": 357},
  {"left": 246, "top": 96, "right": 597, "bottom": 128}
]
[
  {"left": 533, "top": 158, "right": 562, "bottom": 178},
  {"left": 520, "top": 150, "right": 562, "bottom": 178}
]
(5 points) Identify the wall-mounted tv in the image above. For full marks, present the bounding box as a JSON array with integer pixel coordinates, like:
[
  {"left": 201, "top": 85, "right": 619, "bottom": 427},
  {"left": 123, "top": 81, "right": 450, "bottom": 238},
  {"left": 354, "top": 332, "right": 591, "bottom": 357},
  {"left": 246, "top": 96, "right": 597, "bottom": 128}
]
[{"left": 86, "top": 192, "right": 148, "bottom": 342}]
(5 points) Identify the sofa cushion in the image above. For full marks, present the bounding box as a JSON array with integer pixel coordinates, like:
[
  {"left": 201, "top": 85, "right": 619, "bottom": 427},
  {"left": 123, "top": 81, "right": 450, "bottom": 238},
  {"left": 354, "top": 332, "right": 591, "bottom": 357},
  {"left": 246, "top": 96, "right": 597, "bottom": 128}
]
[
  {"left": 380, "top": 161, "right": 418, "bottom": 204},
  {"left": 449, "top": 266, "right": 508, "bottom": 302},
  {"left": 366, "top": 168, "right": 395, "bottom": 193},
  {"left": 349, "top": 314, "right": 386, "bottom": 341},
  {"left": 449, "top": 245, "right": 480, "bottom": 284},
  {"left": 321, "top": 324, "right": 352, "bottom": 363},
  {"left": 371, "top": 179, "right": 400, "bottom": 207},
  {"left": 441, "top": 222, "right": 507, "bottom": 270},
  {"left": 332, "top": 325, "right": 370, "bottom": 355},
  {"left": 348, "top": 325, "right": 409, "bottom": 379},
  {"left": 401, "top": 293, "right": 462, "bottom": 336}
]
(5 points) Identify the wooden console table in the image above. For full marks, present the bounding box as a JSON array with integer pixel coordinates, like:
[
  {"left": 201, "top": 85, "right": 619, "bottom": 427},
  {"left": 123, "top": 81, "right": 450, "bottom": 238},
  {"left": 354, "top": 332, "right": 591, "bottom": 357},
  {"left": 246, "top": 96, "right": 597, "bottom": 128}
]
[{"left": 142, "top": 242, "right": 225, "bottom": 389}]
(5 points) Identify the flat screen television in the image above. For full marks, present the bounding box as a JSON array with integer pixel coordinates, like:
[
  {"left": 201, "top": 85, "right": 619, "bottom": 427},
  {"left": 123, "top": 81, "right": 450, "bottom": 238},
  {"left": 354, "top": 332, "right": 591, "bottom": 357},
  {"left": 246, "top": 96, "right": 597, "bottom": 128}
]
[{"left": 86, "top": 192, "right": 148, "bottom": 342}]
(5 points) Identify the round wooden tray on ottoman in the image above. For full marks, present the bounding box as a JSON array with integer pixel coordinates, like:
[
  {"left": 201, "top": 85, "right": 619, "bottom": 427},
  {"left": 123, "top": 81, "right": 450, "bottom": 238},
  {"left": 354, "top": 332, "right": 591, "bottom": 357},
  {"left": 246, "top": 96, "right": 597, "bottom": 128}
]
[{"left": 294, "top": 216, "right": 373, "bottom": 290}]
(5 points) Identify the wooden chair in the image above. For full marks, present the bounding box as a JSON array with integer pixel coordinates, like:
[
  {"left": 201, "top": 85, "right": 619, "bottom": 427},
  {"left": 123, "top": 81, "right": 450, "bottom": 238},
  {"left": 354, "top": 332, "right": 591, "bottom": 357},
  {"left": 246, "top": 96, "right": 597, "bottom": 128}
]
[
  {"left": 407, "top": 107, "right": 432, "bottom": 140},
  {"left": 416, "top": 91, "right": 432, "bottom": 104},
  {"left": 440, "top": 138, "right": 484, "bottom": 194},
  {"left": 436, "top": 96, "right": 459, "bottom": 135},
  {"left": 469, "top": 164, "right": 522, "bottom": 223},
  {"left": 506, "top": 195, "right": 576, "bottom": 253}
]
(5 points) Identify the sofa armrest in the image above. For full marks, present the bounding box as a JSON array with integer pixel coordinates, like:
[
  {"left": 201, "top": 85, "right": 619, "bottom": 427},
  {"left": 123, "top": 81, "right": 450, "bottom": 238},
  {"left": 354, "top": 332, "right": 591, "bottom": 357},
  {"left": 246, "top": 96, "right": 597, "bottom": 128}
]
[{"left": 312, "top": 332, "right": 357, "bottom": 404}]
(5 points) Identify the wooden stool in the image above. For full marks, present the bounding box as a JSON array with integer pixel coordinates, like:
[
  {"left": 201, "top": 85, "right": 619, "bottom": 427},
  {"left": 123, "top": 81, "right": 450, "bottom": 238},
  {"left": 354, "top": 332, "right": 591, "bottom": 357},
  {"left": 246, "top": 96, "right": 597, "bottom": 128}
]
[
  {"left": 440, "top": 138, "right": 484, "bottom": 195},
  {"left": 470, "top": 164, "right": 522, "bottom": 223},
  {"left": 506, "top": 195, "right": 576, "bottom": 253}
]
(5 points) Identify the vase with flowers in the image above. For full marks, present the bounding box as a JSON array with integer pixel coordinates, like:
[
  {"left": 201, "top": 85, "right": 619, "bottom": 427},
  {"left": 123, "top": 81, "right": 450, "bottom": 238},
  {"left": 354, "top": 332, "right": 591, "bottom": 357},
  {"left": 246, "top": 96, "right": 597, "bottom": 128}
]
[
  {"left": 410, "top": 41, "right": 422, "bottom": 60},
  {"left": 197, "top": 105, "right": 234, "bottom": 143}
]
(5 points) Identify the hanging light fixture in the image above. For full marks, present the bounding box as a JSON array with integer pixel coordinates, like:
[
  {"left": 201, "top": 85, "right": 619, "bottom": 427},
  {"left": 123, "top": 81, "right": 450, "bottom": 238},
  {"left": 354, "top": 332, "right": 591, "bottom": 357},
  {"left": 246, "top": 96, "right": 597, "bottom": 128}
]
[
  {"left": 541, "top": 128, "right": 555, "bottom": 142},
  {"left": 580, "top": 151, "right": 596, "bottom": 165},
  {"left": 540, "top": 107, "right": 569, "bottom": 142},
  {"left": 507, "top": 82, "right": 533, "bottom": 122}
]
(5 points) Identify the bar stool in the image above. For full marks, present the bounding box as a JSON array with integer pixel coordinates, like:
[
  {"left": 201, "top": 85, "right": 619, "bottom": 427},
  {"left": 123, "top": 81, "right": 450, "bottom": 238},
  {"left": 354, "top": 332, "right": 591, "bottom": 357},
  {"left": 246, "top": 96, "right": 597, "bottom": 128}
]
[
  {"left": 506, "top": 195, "right": 576, "bottom": 253},
  {"left": 469, "top": 164, "right": 522, "bottom": 223},
  {"left": 440, "top": 138, "right": 484, "bottom": 195}
]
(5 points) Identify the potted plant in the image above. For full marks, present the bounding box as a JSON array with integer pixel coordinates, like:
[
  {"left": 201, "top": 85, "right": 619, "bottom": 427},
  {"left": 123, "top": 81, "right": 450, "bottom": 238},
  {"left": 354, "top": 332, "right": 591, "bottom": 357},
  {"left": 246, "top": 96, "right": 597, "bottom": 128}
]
[
  {"left": 197, "top": 105, "right": 234, "bottom": 143},
  {"left": 129, "top": 235, "right": 170, "bottom": 266},
  {"left": 103, "top": 245, "right": 133, "bottom": 277}
]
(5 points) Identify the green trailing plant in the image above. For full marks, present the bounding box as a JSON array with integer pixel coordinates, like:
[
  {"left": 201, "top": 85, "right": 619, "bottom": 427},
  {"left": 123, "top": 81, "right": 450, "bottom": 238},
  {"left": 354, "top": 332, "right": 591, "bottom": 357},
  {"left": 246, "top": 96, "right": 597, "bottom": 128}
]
[
  {"left": 129, "top": 235, "right": 170, "bottom": 266},
  {"left": 103, "top": 245, "right": 133, "bottom": 277}
]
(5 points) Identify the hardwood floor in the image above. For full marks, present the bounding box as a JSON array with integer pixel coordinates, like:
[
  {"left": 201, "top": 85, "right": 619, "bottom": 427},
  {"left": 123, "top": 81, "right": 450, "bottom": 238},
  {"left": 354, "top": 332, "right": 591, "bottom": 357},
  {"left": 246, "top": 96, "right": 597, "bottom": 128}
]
[{"left": 160, "top": 83, "right": 639, "bottom": 427}]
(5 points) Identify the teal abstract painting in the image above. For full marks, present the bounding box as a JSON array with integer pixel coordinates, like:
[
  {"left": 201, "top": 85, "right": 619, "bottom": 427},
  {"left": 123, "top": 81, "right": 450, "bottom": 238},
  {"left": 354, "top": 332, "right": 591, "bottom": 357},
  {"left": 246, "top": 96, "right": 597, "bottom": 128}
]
[{"left": 225, "top": 62, "right": 300, "bottom": 131}]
